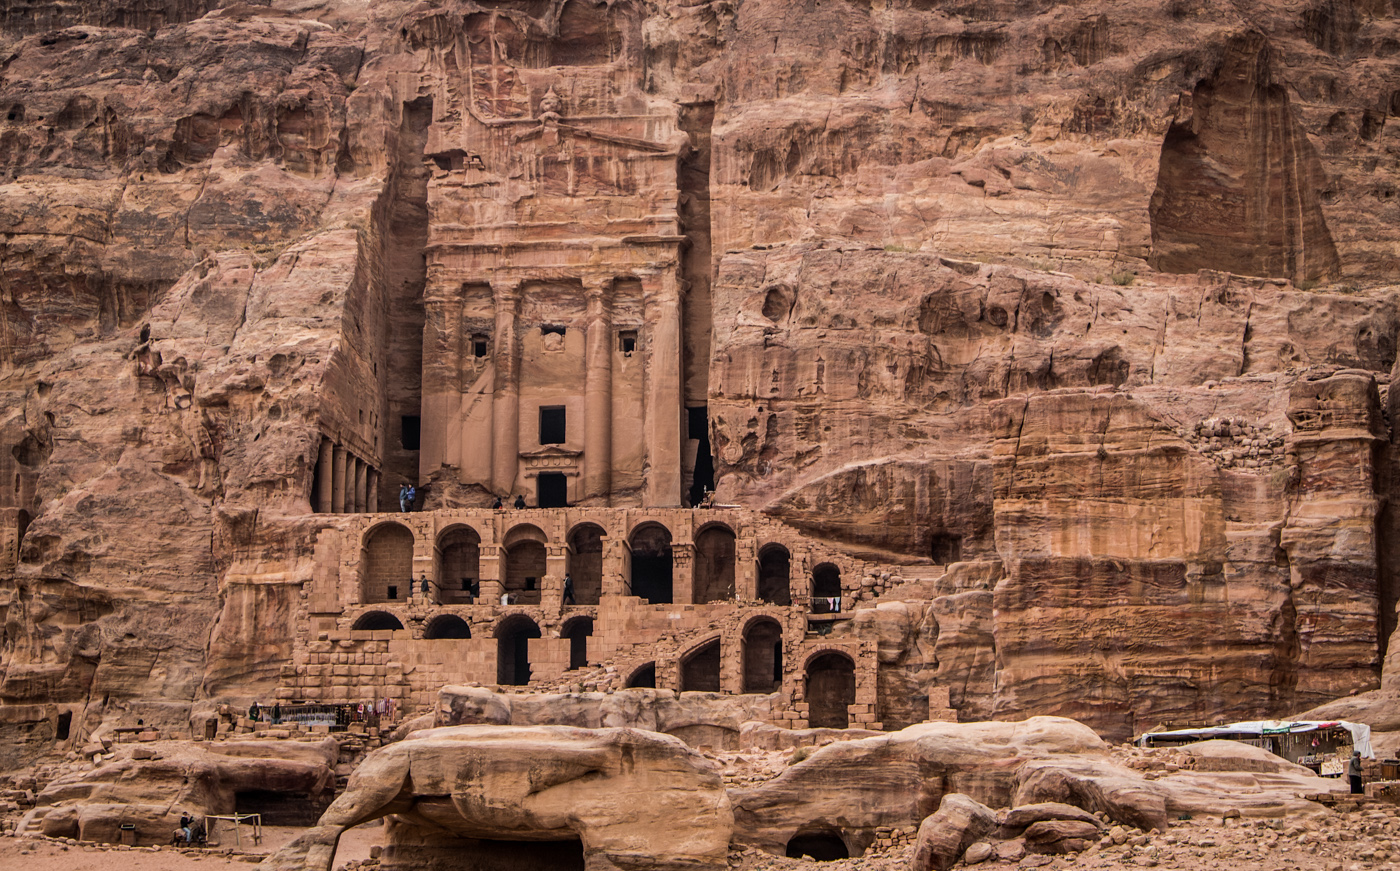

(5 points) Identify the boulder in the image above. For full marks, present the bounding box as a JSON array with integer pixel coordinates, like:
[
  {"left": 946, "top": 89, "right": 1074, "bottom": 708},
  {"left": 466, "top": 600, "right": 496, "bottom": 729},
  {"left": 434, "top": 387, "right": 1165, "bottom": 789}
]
[
  {"left": 963, "top": 842, "right": 994, "bottom": 865},
  {"left": 911, "top": 794, "right": 998, "bottom": 871},
  {"left": 1022, "top": 819, "right": 1104, "bottom": 854},
  {"left": 1002, "top": 801, "right": 1102, "bottom": 832},
  {"left": 257, "top": 725, "right": 732, "bottom": 871}
]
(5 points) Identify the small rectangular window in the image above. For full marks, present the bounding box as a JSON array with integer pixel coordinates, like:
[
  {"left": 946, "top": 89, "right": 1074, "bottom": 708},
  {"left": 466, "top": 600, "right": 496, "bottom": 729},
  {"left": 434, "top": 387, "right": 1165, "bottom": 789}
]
[
  {"left": 401, "top": 415, "right": 421, "bottom": 451},
  {"left": 387, "top": 585, "right": 398, "bottom": 600},
  {"left": 472, "top": 336, "right": 488, "bottom": 358},
  {"left": 462, "top": 578, "right": 471, "bottom": 591},
  {"left": 525, "top": 577, "right": 537, "bottom": 590},
  {"left": 619, "top": 330, "right": 637, "bottom": 355},
  {"left": 540, "top": 406, "right": 566, "bottom": 445}
]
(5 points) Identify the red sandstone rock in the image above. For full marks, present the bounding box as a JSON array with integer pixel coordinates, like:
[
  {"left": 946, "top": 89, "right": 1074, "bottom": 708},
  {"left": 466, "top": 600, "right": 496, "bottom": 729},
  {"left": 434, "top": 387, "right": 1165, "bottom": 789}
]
[{"left": 911, "top": 794, "right": 998, "bottom": 871}]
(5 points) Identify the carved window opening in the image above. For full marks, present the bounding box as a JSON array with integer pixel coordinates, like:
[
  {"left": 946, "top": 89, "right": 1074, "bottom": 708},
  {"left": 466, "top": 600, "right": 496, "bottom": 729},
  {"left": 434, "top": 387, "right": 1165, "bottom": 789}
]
[
  {"left": 626, "top": 662, "right": 656, "bottom": 688},
  {"left": 743, "top": 618, "right": 784, "bottom": 693},
  {"left": 619, "top": 330, "right": 637, "bottom": 355},
  {"left": 542, "top": 325, "right": 566, "bottom": 336},
  {"left": 758, "top": 544, "right": 792, "bottom": 606},
  {"left": 387, "top": 585, "right": 398, "bottom": 600},
  {"left": 567, "top": 524, "right": 605, "bottom": 605},
  {"left": 540, "top": 406, "right": 566, "bottom": 445},
  {"left": 55, "top": 711, "right": 72, "bottom": 742},
  {"left": 694, "top": 525, "right": 736, "bottom": 603},
  {"left": 472, "top": 335, "right": 489, "bottom": 358},
  {"left": 680, "top": 638, "right": 721, "bottom": 692},
  {"left": 496, "top": 615, "right": 542, "bottom": 686},
  {"left": 812, "top": 563, "right": 841, "bottom": 612}
]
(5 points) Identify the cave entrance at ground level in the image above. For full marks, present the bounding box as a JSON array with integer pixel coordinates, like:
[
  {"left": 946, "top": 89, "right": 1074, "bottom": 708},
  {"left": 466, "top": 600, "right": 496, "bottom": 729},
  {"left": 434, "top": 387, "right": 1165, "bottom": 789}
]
[
  {"left": 496, "top": 616, "right": 542, "bottom": 686},
  {"left": 680, "top": 638, "right": 721, "bottom": 692},
  {"left": 786, "top": 831, "right": 849, "bottom": 861},
  {"left": 805, "top": 652, "right": 855, "bottom": 728},
  {"left": 742, "top": 618, "right": 783, "bottom": 693},
  {"left": 562, "top": 616, "right": 593, "bottom": 670},
  {"left": 236, "top": 790, "right": 333, "bottom": 827},
  {"left": 629, "top": 524, "right": 672, "bottom": 604},
  {"left": 567, "top": 523, "right": 604, "bottom": 605},
  {"left": 758, "top": 544, "right": 791, "bottom": 606},
  {"left": 626, "top": 662, "right": 656, "bottom": 688}
]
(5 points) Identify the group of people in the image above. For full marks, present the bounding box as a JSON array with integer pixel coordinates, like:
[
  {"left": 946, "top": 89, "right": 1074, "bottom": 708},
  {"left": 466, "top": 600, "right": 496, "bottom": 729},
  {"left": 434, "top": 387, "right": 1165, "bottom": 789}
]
[{"left": 399, "top": 485, "right": 534, "bottom": 512}]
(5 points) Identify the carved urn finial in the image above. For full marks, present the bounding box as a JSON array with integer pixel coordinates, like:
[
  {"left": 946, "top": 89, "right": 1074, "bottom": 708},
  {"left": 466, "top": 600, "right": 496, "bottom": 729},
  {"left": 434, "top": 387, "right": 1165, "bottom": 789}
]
[{"left": 538, "top": 86, "right": 564, "bottom": 121}]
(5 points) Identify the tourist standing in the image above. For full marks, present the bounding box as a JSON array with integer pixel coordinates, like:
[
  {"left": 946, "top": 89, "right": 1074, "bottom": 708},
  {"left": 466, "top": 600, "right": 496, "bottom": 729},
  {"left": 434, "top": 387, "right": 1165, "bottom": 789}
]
[
  {"left": 1350, "top": 750, "right": 1364, "bottom": 794},
  {"left": 562, "top": 574, "right": 575, "bottom": 607}
]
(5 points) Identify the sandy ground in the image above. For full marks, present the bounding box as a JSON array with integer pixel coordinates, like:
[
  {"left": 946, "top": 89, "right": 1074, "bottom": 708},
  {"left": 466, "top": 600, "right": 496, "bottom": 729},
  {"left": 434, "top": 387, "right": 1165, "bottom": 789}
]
[
  {"left": 3, "top": 808, "right": 1398, "bottom": 871},
  {"left": 0, "top": 821, "right": 385, "bottom": 870}
]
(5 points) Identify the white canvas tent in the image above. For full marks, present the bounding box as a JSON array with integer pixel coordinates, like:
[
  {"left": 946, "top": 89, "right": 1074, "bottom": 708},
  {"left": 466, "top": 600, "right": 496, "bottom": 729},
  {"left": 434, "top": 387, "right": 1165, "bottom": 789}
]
[{"left": 1138, "top": 720, "right": 1373, "bottom": 758}]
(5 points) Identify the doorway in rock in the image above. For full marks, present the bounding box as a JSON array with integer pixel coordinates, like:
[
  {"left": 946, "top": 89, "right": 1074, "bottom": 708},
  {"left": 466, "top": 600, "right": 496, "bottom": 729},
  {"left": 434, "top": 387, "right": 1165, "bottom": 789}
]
[
  {"left": 805, "top": 652, "right": 855, "bottom": 728},
  {"left": 397, "top": 835, "right": 587, "bottom": 871},
  {"left": 629, "top": 524, "right": 673, "bottom": 604},
  {"left": 496, "top": 615, "right": 542, "bottom": 686},
  {"left": 567, "top": 523, "right": 604, "bottom": 605},
  {"left": 538, "top": 472, "right": 568, "bottom": 508},
  {"left": 693, "top": 524, "right": 736, "bottom": 603},
  {"left": 562, "top": 616, "right": 593, "bottom": 670},
  {"left": 680, "top": 638, "right": 721, "bottom": 692},
  {"left": 757, "top": 544, "right": 791, "bottom": 606},
  {"left": 742, "top": 618, "right": 783, "bottom": 693},
  {"left": 786, "top": 831, "right": 849, "bottom": 861}
]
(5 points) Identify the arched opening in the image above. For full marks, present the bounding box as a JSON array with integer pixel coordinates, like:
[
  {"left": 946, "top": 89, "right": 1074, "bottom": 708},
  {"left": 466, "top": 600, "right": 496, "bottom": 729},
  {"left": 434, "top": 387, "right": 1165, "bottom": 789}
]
[
  {"left": 629, "top": 524, "right": 673, "bottom": 604},
  {"left": 496, "top": 615, "right": 542, "bottom": 686},
  {"left": 757, "top": 544, "right": 791, "bottom": 606},
  {"left": 625, "top": 662, "right": 656, "bottom": 688},
  {"left": 805, "top": 652, "right": 855, "bottom": 728},
  {"left": 361, "top": 523, "right": 414, "bottom": 603},
  {"left": 693, "top": 524, "right": 736, "bottom": 603},
  {"left": 423, "top": 614, "right": 472, "bottom": 640},
  {"left": 503, "top": 525, "right": 547, "bottom": 606},
  {"left": 436, "top": 525, "right": 480, "bottom": 604},
  {"left": 352, "top": 611, "right": 404, "bottom": 632},
  {"left": 742, "top": 618, "right": 784, "bottom": 693},
  {"left": 786, "top": 831, "right": 850, "bottom": 861},
  {"left": 561, "top": 616, "right": 594, "bottom": 670},
  {"left": 680, "top": 638, "right": 721, "bottom": 693},
  {"left": 16, "top": 509, "right": 31, "bottom": 542},
  {"left": 811, "top": 562, "right": 842, "bottom": 613},
  {"left": 567, "top": 523, "right": 604, "bottom": 605}
]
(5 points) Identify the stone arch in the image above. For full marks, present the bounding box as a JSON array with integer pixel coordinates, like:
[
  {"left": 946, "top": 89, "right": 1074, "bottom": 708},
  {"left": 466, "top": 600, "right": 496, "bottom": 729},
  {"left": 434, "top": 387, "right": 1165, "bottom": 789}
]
[
  {"left": 742, "top": 617, "right": 784, "bottom": 694},
  {"left": 625, "top": 662, "right": 656, "bottom": 688},
  {"left": 811, "top": 562, "right": 842, "bottom": 613},
  {"left": 679, "top": 636, "right": 721, "bottom": 693},
  {"left": 693, "top": 523, "right": 736, "bottom": 604},
  {"left": 804, "top": 651, "right": 855, "bottom": 729},
  {"left": 561, "top": 615, "right": 594, "bottom": 670},
  {"left": 360, "top": 522, "right": 415, "bottom": 603},
  {"left": 496, "top": 614, "right": 542, "bottom": 686},
  {"left": 435, "top": 524, "right": 480, "bottom": 603},
  {"left": 423, "top": 614, "right": 471, "bottom": 640},
  {"left": 503, "top": 523, "right": 548, "bottom": 606},
  {"left": 757, "top": 543, "right": 791, "bottom": 606},
  {"left": 629, "top": 522, "right": 673, "bottom": 604},
  {"left": 566, "top": 522, "right": 605, "bottom": 605},
  {"left": 352, "top": 610, "right": 404, "bottom": 632}
]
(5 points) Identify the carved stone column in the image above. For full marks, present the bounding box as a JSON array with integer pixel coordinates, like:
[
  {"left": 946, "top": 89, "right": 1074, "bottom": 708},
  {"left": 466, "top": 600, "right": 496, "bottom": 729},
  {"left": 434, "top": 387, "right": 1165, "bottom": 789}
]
[
  {"left": 366, "top": 467, "right": 380, "bottom": 513},
  {"left": 315, "top": 438, "right": 334, "bottom": 513},
  {"left": 491, "top": 282, "right": 522, "bottom": 497},
  {"left": 331, "top": 445, "right": 348, "bottom": 514},
  {"left": 643, "top": 272, "right": 684, "bottom": 507},
  {"left": 584, "top": 281, "right": 613, "bottom": 503},
  {"left": 354, "top": 458, "right": 368, "bottom": 513}
]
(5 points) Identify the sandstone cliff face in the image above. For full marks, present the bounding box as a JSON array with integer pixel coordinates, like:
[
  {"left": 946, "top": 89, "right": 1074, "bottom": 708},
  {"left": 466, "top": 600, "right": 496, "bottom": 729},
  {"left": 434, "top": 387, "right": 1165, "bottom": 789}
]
[{"left": 2, "top": 0, "right": 1400, "bottom": 762}]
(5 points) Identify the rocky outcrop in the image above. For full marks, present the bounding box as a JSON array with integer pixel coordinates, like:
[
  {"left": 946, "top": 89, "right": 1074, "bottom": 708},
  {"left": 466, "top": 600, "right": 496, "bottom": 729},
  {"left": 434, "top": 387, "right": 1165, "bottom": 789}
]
[
  {"left": 911, "top": 794, "right": 998, "bottom": 871},
  {"left": 23, "top": 737, "right": 335, "bottom": 845},
  {"left": 258, "top": 724, "right": 733, "bottom": 871}
]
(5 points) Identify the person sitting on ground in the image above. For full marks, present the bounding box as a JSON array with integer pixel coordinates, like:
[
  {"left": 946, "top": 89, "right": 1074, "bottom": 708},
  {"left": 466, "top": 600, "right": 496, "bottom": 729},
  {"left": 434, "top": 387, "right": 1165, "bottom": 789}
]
[
  {"left": 491, "top": 495, "right": 504, "bottom": 510},
  {"left": 513, "top": 494, "right": 527, "bottom": 509}
]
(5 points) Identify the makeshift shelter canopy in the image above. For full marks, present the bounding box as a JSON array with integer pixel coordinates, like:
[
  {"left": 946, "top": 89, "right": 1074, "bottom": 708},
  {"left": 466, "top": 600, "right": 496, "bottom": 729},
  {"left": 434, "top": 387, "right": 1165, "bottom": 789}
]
[{"left": 1138, "top": 720, "right": 1373, "bottom": 758}]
